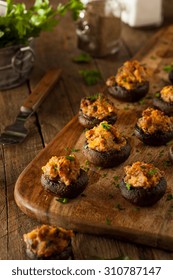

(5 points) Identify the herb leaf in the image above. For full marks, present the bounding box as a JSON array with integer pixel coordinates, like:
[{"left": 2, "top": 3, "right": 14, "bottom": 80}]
[
  {"left": 155, "top": 92, "right": 160, "bottom": 98},
  {"left": 72, "top": 53, "right": 92, "bottom": 63},
  {"left": 87, "top": 93, "right": 99, "bottom": 101},
  {"left": 101, "top": 122, "right": 111, "bottom": 130},
  {"left": 126, "top": 183, "right": 131, "bottom": 190},
  {"left": 148, "top": 169, "right": 157, "bottom": 175},
  {"left": 66, "top": 155, "right": 75, "bottom": 161},
  {"left": 79, "top": 69, "right": 102, "bottom": 85},
  {"left": 163, "top": 64, "right": 173, "bottom": 73},
  {"left": 56, "top": 197, "right": 68, "bottom": 204},
  {"left": 106, "top": 217, "right": 111, "bottom": 225}
]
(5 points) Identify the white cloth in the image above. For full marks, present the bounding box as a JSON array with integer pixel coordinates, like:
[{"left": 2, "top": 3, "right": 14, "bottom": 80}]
[{"left": 120, "top": 0, "right": 163, "bottom": 27}]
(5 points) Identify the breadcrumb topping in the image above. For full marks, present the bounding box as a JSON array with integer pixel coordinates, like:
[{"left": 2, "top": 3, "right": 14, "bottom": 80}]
[
  {"left": 42, "top": 155, "right": 80, "bottom": 186},
  {"left": 85, "top": 121, "right": 126, "bottom": 152},
  {"left": 160, "top": 85, "right": 173, "bottom": 103},
  {"left": 80, "top": 94, "right": 116, "bottom": 120},
  {"left": 137, "top": 107, "right": 173, "bottom": 134},
  {"left": 124, "top": 161, "right": 164, "bottom": 188},
  {"left": 106, "top": 60, "right": 148, "bottom": 90},
  {"left": 23, "top": 225, "right": 73, "bottom": 258}
]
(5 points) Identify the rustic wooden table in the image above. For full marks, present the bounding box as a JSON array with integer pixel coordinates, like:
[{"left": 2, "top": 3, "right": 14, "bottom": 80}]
[{"left": 0, "top": 0, "right": 173, "bottom": 260}]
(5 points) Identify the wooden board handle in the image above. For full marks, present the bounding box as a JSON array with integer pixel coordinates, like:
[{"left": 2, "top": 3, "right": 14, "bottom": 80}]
[{"left": 21, "top": 69, "right": 62, "bottom": 113}]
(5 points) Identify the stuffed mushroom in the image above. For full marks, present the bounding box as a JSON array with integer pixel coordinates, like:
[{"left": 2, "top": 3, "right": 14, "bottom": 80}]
[
  {"left": 78, "top": 93, "right": 117, "bottom": 129},
  {"left": 41, "top": 154, "right": 88, "bottom": 198},
  {"left": 135, "top": 107, "right": 173, "bottom": 146},
  {"left": 153, "top": 85, "right": 173, "bottom": 115},
  {"left": 120, "top": 161, "right": 167, "bottom": 206},
  {"left": 106, "top": 60, "right": 149, "bottom": 102},
  {"left": 83, "top": 121, "right": 131, "bottom": 168},
  {"left": 23, "top": 224, "right": 74, "bottom": 259}
]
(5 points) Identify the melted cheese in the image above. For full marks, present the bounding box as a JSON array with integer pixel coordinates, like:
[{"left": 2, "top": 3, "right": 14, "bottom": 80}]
[
  {"left": 23, "top": 225, "right": 73, "bottom": 258},
  {"left": 106, "top": 60, "right": 148, "bottom": 90},
  {"left": 42, "top": 155, "right": 80, "bottom": 186},
  {"left": 80, "top": 94, "right": 116, "bottom": 120},
  {"left": 160, "top": 85, "right": 173, "bottom": 103},
  {"left": 137, "top": 107, "right": 173, "bottom": 134},
  {"left": 85, "top": 121, "right": 126, "bottom": 152},
  {"left": 124, "top": 161, "right": 164, "bottom": 188}
]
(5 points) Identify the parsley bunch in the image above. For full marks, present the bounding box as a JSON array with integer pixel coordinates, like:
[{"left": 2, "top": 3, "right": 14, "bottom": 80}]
[{"left": 0, "top": 0, "right": 84, "bottom": 48}]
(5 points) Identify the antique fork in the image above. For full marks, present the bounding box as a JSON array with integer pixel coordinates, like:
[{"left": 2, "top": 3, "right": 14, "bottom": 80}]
[{"left": 0, "top": 68, "right": 61, "bottom": 144}]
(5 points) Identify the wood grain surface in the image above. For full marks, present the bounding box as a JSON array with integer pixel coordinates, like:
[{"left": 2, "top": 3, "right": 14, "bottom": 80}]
[{"left": 14, "top": 25, "right": 173, "bottom": 251}]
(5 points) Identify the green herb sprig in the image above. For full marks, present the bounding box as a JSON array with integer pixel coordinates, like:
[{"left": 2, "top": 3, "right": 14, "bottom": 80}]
[
  {"left": 163, "top": 64, "right": 173, "bottom": 73},
  {"left": 155, "top": 92, "right": 160, "bottom": 98},
  {"left": 0, "top": 0, "right": 84, "bottom": 48},
  {"left": 101, "top": 122, "right": 111, "bottom": 130},
  {"left": 72, "top": 53, "right": 92, "bottom": 63},
  {"left": 56, "top": 197, "right": 68, "bottom": 204},
  {"left": 126, "top": 183, "right": 131, "bottom": 190},
  {"left": 147, "top": 169, "right": 157, "bottom": 175},
  {"left": 79, "top": 69, "right": 102, "bottom": 85},
  {"left": 66, "top": 155, "right": 75, "bottom": 161}
]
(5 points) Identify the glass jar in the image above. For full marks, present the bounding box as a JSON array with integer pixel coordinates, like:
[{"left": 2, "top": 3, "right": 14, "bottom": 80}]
[{"left": 76, "top": 0, "right": 121, "bottom": 57}]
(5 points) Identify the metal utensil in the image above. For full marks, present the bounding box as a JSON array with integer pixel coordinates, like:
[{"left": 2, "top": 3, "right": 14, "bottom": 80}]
[{"left": 0, "top": 68, "right": 62, "bottom": 145}]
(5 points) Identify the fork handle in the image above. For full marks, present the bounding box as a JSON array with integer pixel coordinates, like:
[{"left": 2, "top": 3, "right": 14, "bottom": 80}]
[{"left": 21, "top": 69, "right": 62, "bottom": 113}]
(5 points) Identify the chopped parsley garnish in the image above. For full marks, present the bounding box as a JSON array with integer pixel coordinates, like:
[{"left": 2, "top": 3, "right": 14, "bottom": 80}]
[
  {"left": 106, "top": 217, "right": 111, "bottom": 225},
  {"left": 166, "top": 194, "right": 173, "bottom": 201},
  {"left": 140, "top": 165, "right": 146, "bottom": 169},
  {"left": 126, "top": 183, "right": 131, "bottom": 190},
  {"left": 66, "top": 155, "right": 75, "bottom": 161},
  {"left": 102, "top": 173, "right": 108, "bottom": 178},
  {"left": 79, "top": 69, "right": 102, "bottom": 85},
  {"left": 101, "top": 122, "right": 111, "bottom": 130},
  {"left": 163, "top": 64, "right": 173, "bottom": 73},
  {"left": 147, "top": 169, "right": 157, "bottom": 175},
  {"left": 53, "top": 164, "right": 58, "bottom": 171},
  {"left": 72, "top": 53, "right": 92, "bottom": 63},
  {"left": 113, "top": 175, "right": 119, "bottom": 181},
  {"left": 85, "top": 160, "right": 89, "bottom": 166},
  {"left": 87, "top": 93, "right": 99, "bottom": 101},
  {"left": 113, "top": 182, "right": 119, "bottom": 188},
  {"left": 56, "top": 198, "right": 68, "bottom": 204},
  {"left": 71, "top": 148, "right": 80, "bottom": 152},
  {"left": 155, "top": 92, "right": 160, "bottom": 98},
  {"left": 115, "top": 203, "right": 125, "bottom": 211},
  {"left": 65, "top": 147, "right": 80, "bottom": 152}
]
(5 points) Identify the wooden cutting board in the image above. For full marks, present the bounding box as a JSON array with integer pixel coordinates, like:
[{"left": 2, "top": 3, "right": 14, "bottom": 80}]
[{"left": 14, "top": 25, "right": 173, "bottom": 251}]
